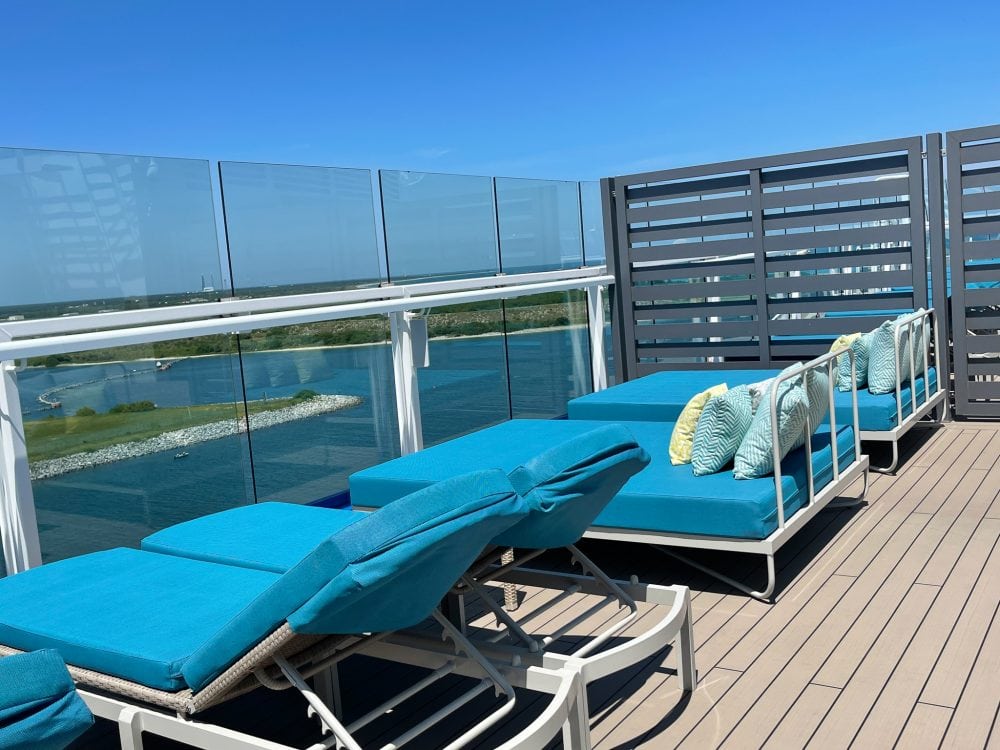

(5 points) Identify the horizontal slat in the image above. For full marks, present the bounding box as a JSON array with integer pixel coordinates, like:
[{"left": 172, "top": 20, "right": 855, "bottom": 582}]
[
  {"left": 628, "top": 237, "right": 754, "bottom": 262},
  {"left": 768, "top": 340, "right": 834, "bottom": 358},
  {"left": 761, "top": 154, "right": 910, "bottom": 188},
  {"left": 761, "top": 178, "right": 908, "bottom": 209},
  {"left": 634, "top": 299, "right": 757, "bottom": 321},
  {"left": 966, "top": 359, "right": 1000, "bottom": 376},
  {"left": 630, "top": 278, "right": 756, "bottom": 301},
  {"left": 767, "top": 290, "right": 913, "bottom": 314},
  {"left": 763, "top": 224, "right": 911, "bottom": 252},
  {"left": 963, "top": 264, "right": 1000, "bottom": 284},
  {"left": 763, "top": 202, "right": 909, "bottom": 231},
  {"left": 768, "top": 315, "right": 895, "bottom": 336},
  {"left": 631, "top": 256, "right": 754, "bottom": 282},
  {"left": 629, "top": 216, "right": 751, "bottom": 243},
  {"left": 954, "top": 400, "right": 1000, "bottom": 417},
  {"left": 637, "top": 341, "right": 760, "bottom": 358},
  {"left": 964, "top": 310, "right": 1000, "bottom": 329},
  {"left": 766, "top": 269, "right": 912, "bottom": 295},
  {"left": 766, "top": 247, "right": 912, "bottom": 273},
  {"left": 960, "top": 190, "right": 1000, "bottom": 214},
  {"left": 964, "top": 286, "right": 1000, "bottom": 307},
  {"left": 963, "top": 334, "right": 1000, "bottom": 355},
  {"left": 627, "top": 194, "right": 750, "bottom": 223},
  {"left": 961, "top": 166, "right": 1000, "bottom": 190},
  {"left": 966, "top": 380, "right": 1000, "bottom": 399},
  {"left": 962, "top": 215, "right": 1000, "bottom": 236},
  {"left": 960, "top": 140, "right": 1000, "bottom": 166},
  {"left": 960, "top": 239, "right": 1000, "bottom": 261},
  {"left": 625, "top": 173, "right": 750, "bottom": 203},
  {"left": 635, "top": 321, "right": 759, "bottom": 339}
]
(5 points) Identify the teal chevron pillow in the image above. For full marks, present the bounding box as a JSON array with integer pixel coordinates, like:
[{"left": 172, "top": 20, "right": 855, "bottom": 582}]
[
  {"left": 734, "top": 365, "right": 809, "bottom": 479},
  {"left": 868, "top": 318, "right": 912, "bottom": 395},
  {"left": 748, "top": 377, "right": 775, "bottom": 413},
  {"left": 836, "top": 332, "right": 873, "bottom": 391},
  {"left": 911, "top": 310, "right": 929, "bottom": 374},
  {"left": 690, "top": 385, "right": 754, "bottom": 476}
]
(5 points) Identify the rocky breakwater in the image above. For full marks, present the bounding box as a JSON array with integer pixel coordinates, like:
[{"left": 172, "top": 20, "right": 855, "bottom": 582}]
[{"left": 30, "top": 394, "right": 363, "bottom": 480}]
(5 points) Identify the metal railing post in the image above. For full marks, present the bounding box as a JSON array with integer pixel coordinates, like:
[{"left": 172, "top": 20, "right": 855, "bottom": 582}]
[
  {"left": 586, "top": 284, "right": 608, "bottom": 392},
  {"left": 0, "top": 359, "right": 43, "bottom": 572},
  {"left": 389, "top": 310, "right": 424, "bottom": 455}
]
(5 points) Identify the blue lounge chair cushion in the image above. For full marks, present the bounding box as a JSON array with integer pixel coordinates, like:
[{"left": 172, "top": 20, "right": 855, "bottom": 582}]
[
  {"left": 0, "top": 549, "right": 280, "bottom": 692},
  {"left": 495, "top": 424, "right": 650, "bottom": 549},
  {"left": 566, "top": 368, "right": 938, "bottom": 433},
  {"left": 0, "top": 649, "right": 93, "bottom": 750},
  {"left": 349, "top": 419, "right": 857, "bottom": 541},
  {"left": 182, "top": 469, "right": 525, "bottom": 691},
  {"left": 690, "top": 385, "right": 753, "bottom": 476},
  {"left": 143, "top": 502, "right": 365, "bottom": 574}
]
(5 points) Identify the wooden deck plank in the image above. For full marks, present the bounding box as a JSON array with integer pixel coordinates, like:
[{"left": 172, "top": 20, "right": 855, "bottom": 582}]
[
  {"left": 921, "top": 531, "right": 1000, "bottom": 709},
  {"left": 941, "top": 603, "right": 1000, "bottom": 749},
  {"left": 851, "top": 517, "right": 1000, "bottom": 748},
  {"left": 895, "top": 703, "right": 954, "bottom": 750},
  {"left": 760, "top": 684, "right": 840, "bottom": 750}
]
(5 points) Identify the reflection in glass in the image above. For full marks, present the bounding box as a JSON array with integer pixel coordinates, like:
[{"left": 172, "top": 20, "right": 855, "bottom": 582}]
[
  {"left": 380, "top": 171, "right": 499, "bottom": 282},
  {"left": 505, "top": 291, "right": 592, "bottom": 418},
  {"left": 418, "top": 303, "right": 510, "bottom": 446},
  {"left": 21, "top": 338, "right": 251, "bottom": 562},
  {"left": 0, "top": 148, "right": 222, "bottom": 319},
  {"left": 237, "top": 319, "right": 400, "bottom": 504},
  {"left": 220, "top": 162, "right": 383, "bottom": 295},
  {"left": 496, "top": 177, "right": 583, "bottom": 274},
  {"left": 580, "top": 180, "right": 606, "bottom": 266}
]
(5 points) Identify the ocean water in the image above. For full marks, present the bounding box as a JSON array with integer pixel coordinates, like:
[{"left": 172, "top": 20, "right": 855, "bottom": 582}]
[{"left": 21, "top": 328, "right": 591, "bottom": 562}]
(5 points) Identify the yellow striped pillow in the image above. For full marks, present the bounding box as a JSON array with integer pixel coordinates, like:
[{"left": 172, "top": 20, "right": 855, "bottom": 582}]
[{"left": 669, "top": 383, "right": 728, "bottom": 465}]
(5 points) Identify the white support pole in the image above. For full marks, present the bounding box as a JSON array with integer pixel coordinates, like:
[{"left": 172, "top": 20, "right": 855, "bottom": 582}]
[
  {"left": 0, "top": 361, "right": 42, "bottom": 573},
  {"left": 585, "top": 284, "right": 608, "bottom": 392},
  {"left": 389, "top": 311, "right": 424, "bottom": 455}
]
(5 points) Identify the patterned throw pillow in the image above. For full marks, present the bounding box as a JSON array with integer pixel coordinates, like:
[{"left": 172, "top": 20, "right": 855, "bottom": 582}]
[
  {"left": 837, "top": 331, "right": 873, "bottom": 391},
  {"left": 911, "top": 310, "right": 929, "bottom": 375},
  {"left": 831, "top": 333, "right": 860, "bottom": 391},
  {"left": 691, "top": 386, "right": 754, "bottom": 476},
  {"left": 868, "top": 317, "right": 913, "bottom": 395},
  {"left": 734, "top": 365, "right": 810, "bottom": 479},
  {"left": 669, "top": 383, "right": 728, "bottom": 465},
  {"left": 791, "top": 367, "right": 830, "bottom": 451}
]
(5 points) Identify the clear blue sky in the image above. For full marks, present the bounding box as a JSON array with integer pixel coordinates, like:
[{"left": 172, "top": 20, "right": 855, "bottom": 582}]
[{"left": 4, "top": 0, "right": 1000, "bottom": 181}]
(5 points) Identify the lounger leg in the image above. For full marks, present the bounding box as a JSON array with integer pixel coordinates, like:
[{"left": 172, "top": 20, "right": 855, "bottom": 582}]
[
  {"left": 274, "top": 655, "right": 364, "bottom": 750},
  {"left": 657, "top": 547, "right": 776, "bottom": 602},
  {"left": 870, "top": 440, "right": 900, "bottom": 474},
  {"left": 562, "top": 680, "right": 593, "bottom": 750},
  {"left": 677, "top": 597, "right": 698, "bottom": 692},
  {"left": 828, "top": 465, "right": 869, "bottom": 509},
  {"left": 313, "top": 665, "right": 342, "bottom": 719},
  {"left": 116, "top": 706, "right": 145, "bottom": 750}
]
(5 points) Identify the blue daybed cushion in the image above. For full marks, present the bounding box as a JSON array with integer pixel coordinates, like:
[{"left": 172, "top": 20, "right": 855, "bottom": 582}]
[
  {"left": 349, "top": 419, "right": 857, "bottom": 541},
  {"left": 0, "top": 649, "right": 93, "bottom": 750},
  {"left": 567, "top": 368, "right": 937, "bottom": 433}
]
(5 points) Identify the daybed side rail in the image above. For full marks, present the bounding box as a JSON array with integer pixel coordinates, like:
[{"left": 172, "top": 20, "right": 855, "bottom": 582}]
[
  {"left": 892, "top": 307, "right": 942, "bottom": 428},
  {"left": 770, "top": 347, "right": 860, "bottom": 530}
]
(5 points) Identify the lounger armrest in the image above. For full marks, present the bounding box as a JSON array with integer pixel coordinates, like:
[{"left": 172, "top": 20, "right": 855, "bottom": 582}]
[{"left": 891, "top": 307, "right": 941, "bottom": 426}]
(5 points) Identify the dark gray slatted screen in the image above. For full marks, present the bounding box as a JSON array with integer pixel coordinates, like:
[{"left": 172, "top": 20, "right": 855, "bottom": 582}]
[
  {"left": 947, "top": 125, "right": 1000, "bottom": 418},
  {"left": 603, "top": 138, "right": 929, "bottom": 381}
]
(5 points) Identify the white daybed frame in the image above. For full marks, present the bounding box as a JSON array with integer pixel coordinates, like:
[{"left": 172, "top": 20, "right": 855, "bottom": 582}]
[
  {"left": 862, "top": 307, "right": 948, "bottom": 473},
  {"left": 586, "top": 348, "right": 871, "bottom": 602}
]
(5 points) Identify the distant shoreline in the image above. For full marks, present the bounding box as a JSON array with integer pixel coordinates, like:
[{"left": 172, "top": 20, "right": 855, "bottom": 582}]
[
  {"left": 29, "top": 394, "right": 363, "bottom": 481},
  {"left": 27, "top": 323, "right": 588, "bottom": 369}
]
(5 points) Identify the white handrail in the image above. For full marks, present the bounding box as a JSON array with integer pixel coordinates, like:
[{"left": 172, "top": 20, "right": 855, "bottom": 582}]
[{"left": 890, "top": 307, "right": 940, "bottom": 428}]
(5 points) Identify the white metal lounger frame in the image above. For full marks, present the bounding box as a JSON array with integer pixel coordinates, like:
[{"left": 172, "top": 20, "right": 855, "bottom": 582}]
[
  {"left": 586, "top": 349, "right": 871, "bottom": 602},
  {"left": 3, "top": 619, "right": 589, "bottom": 750},
  {"left": 863, "top": 307, "right": 948, "bottom": 473}
]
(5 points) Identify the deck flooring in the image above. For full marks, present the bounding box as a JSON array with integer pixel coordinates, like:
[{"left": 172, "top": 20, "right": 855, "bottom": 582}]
[{"left": 72, "top": 421, "right": 1000, "bottom": 749}]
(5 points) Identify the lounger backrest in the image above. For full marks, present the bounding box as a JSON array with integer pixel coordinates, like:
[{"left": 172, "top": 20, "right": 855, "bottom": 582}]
[
  {"left": 182, "top": 469, "right": 524, "bottom": 692},
  {"left": 493, "top": 424, "right": 650, "bottom": 550}
]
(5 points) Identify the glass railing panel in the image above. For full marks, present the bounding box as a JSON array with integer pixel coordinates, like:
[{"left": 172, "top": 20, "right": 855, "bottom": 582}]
[
  {"left": 219, "top": 162, "right": 383, "bottom": 295},
  {"left": 418, "top": 302, "right": 510, "bottom": 446},
  {"left": 236, "top": 319, "right": 400, "bottom": 504},
  {"left": 379, "top": 170, "right": 500, "bottom": 282},
  {"left": 0, "top": 147, "right": 223, "bottom": 318},
  {"left": 20, "top": 337, "right": 252, "bottom": 562},
  {"left": 505, "top": 290, "right": 591, "bottom": 418},
  {"left": 495, "top": 177, "right": 583, "bottom": 274},
  {"left": 581, "top": 180, "right": 606, "bottom": 266}
]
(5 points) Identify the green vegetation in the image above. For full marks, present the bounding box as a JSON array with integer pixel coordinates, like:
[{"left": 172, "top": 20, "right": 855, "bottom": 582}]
[
  {"left": 24, "top": 291, "right": 589, "bottom": 367},
  {"left": 74, "top": 407, "right": 96, "bottom": 417},
  {"left": 108, "top": 400, "right": 156, "bottom": 414},
  {"left": 25, "top": 394, "right": 332, "bottom": 464}
]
